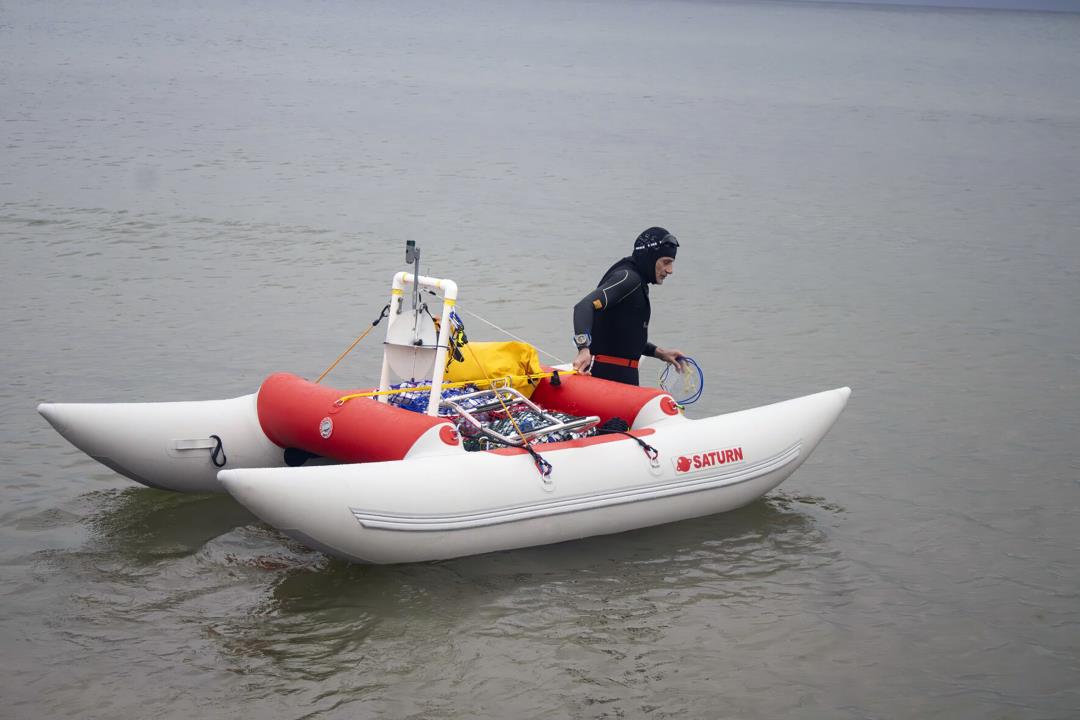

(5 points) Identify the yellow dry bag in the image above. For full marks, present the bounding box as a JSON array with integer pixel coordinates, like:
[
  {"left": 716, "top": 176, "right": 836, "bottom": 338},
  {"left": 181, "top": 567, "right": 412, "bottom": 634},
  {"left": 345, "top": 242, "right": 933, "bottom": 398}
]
[{"left": 445, "top": 341, "right": 543, "bottom": 398}]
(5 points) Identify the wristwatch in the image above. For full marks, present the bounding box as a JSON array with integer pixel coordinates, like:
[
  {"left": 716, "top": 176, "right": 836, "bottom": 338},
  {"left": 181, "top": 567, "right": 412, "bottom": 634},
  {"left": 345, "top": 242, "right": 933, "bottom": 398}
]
[{"left": 573, "top": 332, "right": 591, "bottom": 349}]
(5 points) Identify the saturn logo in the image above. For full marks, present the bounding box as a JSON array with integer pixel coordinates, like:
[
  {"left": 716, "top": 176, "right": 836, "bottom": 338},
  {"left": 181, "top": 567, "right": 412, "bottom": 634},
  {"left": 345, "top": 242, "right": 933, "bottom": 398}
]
[
  {"left": 674, "top": 446, "right": 745, "bottom": 473},
  {"left": 319, "top": 417, "right": 333, "bottom": 439}
]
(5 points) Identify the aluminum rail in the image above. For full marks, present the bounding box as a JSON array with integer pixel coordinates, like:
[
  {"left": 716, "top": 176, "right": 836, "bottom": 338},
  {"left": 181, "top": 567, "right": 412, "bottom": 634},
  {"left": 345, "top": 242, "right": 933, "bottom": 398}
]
[{"left": 441, "top": 387, "right": 600, "bottom": 447}]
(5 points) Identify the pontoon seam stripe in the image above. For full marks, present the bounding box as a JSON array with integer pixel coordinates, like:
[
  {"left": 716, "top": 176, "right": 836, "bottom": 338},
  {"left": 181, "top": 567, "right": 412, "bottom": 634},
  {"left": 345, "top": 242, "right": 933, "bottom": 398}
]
[{"left": 350, "top": 441, "right": 801, "bottom": 531}]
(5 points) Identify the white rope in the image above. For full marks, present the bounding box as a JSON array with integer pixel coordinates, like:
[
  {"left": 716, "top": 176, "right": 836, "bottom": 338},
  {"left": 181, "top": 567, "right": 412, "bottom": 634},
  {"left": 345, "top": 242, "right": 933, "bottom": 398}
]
[{"left": 458, "top": 307, "right": 568, "bottom": 365}]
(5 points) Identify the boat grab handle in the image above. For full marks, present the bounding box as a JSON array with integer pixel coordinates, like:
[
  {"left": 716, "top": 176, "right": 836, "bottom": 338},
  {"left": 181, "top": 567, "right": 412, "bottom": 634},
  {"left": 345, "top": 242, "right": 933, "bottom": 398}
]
[{"left": 171, "top": 436, "right": 227, "bottom": 467}]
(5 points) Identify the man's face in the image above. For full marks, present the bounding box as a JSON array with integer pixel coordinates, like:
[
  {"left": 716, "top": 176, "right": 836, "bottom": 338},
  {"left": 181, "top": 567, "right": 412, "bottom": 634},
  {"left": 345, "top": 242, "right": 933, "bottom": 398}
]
[{"left": 655, "top": 257, "right": 675, "bottom": 284}]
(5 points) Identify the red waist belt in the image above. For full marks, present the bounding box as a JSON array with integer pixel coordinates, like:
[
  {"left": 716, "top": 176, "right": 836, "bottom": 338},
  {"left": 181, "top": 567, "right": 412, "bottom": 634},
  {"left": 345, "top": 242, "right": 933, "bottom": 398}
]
[{"left": 593, "top": 354, "right": 639, "bottom": 369}]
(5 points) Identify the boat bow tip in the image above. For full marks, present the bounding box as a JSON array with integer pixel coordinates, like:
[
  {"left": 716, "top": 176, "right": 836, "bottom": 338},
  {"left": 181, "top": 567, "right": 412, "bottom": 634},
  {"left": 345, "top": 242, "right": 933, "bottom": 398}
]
[
  {"left": 37, "top": 403, "right": 67, "bottom": 434},
  {"left": 217, "top": 469, "right": 242, "bottom": 491}
]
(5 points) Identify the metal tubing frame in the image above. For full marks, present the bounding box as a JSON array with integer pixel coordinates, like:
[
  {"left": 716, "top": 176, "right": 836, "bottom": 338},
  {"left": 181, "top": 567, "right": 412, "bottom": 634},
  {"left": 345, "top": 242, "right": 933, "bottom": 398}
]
[{"left": 440, "top": 387, "right": 600, "bottom": 446}]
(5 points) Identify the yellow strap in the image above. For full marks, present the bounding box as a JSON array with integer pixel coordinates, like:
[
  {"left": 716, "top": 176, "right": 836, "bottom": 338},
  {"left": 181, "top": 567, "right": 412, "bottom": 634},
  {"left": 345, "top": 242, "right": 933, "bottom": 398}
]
[{"left": 334, "top": 369, "right": 575, "bottom": 405}]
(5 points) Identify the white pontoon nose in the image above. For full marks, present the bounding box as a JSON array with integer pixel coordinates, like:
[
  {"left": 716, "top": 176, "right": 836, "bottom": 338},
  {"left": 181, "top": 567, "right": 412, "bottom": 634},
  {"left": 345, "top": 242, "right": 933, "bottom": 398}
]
[
  {"left": 37, "top": 403, "right": 65, "bottom": 433},
  {"left": 37, "top": 395, "right": 285, "bottom": 493}
]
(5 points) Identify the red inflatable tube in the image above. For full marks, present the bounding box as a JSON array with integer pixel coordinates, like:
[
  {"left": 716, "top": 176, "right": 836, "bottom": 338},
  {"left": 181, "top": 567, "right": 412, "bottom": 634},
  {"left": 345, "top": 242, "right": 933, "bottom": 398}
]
[
  {"left": 530, "top": 369, "right": 666, "bottom": 427},
  {"left": 257, "top": 372, "right": 450, "bottom": 463}
]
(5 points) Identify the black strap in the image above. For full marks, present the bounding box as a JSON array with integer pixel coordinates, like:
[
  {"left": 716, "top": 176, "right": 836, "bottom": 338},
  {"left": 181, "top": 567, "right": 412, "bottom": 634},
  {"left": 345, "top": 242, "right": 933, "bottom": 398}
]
[
  {"left": 420, "top": 302, "right": 438, "bottom": 327},
  {"left": 596, "top": 428, "right": 659, "bottom": 463},
  {"left": 473, "top": 433, "right": 553, "bottom": 478},
  {"left": 372, "top": 303, "right": 390, "bottom": 326},
  {"left": 209, "top": 434, "right": 227, "bottom": 468},
  {"left": 526, "top": 445, "right": 553, "bottom": 478}
]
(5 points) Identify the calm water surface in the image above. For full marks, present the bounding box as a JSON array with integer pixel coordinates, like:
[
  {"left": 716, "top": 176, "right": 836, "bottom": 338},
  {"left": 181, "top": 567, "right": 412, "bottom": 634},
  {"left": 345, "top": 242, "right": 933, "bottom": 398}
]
[{"left": 2, "top": 1, "right": 1078, "bottom": 718}]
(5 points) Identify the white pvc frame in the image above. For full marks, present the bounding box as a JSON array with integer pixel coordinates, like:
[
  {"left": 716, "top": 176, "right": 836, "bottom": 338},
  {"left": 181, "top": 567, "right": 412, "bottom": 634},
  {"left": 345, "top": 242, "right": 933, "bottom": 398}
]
[{"left": 378, "top": 271, "right": 459, "bottom": 416}]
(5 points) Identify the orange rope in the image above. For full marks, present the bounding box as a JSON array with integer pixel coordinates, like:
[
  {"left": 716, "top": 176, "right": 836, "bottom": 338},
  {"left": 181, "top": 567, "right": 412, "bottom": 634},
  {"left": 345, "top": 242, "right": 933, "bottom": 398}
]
[{"left": 315, "top": 324, "right": 379, "bottom": 384}]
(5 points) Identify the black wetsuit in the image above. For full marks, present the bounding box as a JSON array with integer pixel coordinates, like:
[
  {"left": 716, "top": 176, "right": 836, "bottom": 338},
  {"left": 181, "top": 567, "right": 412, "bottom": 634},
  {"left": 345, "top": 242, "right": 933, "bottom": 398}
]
[{"left": 572, "top": 257, "right": 657, "bottom": 385}]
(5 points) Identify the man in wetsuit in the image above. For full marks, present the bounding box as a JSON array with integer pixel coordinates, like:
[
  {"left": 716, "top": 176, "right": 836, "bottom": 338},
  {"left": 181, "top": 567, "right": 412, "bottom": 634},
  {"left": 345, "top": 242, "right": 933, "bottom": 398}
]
[{"left": 571, "top": 227, "right": 687, "bottom": 385}]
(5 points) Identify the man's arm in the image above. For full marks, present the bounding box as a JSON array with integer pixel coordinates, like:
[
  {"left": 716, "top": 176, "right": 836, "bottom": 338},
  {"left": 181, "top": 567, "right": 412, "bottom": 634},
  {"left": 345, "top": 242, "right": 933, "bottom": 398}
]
[
  {"left": 572, "top": 267, "right": 641, "bottom": 338},
  {"left": 571, "top": 268, "right": 643, "bottom": 373}
]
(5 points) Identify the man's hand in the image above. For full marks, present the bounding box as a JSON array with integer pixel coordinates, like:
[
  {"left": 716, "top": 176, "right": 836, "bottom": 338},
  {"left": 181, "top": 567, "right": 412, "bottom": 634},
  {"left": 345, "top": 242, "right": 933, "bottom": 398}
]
[
  {"left": 572, "top": 347, "right": 593, "bottom": 375},
  {"left": 655, "top": 347, "right": 687, "bottom": 372}
]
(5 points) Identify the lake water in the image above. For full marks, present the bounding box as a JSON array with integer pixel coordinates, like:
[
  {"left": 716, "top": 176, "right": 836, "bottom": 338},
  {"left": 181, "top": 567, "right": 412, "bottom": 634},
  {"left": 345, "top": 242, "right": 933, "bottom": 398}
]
[{"left": 2, "top": 1, "right": 1079, "bottom": 717}]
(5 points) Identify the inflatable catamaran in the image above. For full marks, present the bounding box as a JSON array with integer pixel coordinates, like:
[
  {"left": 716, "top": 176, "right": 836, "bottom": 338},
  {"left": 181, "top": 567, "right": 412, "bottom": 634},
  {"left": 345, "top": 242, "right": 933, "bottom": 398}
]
[{"left": 38, "top": 249, "right": 850, "bottom": 563}]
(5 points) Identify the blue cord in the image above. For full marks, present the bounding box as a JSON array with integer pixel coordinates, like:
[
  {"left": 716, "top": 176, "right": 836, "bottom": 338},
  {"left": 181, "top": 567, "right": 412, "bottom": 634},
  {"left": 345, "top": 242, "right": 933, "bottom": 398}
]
[{"left": 659, "top": 357, "right": 704, "bottom": 404}]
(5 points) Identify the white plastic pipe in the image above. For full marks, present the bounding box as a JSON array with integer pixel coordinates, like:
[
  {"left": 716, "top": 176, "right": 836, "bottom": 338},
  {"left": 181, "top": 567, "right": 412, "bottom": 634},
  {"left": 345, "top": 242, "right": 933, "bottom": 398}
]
[{"left": 378, "top": 272, "right": 459, "bottom": 415}]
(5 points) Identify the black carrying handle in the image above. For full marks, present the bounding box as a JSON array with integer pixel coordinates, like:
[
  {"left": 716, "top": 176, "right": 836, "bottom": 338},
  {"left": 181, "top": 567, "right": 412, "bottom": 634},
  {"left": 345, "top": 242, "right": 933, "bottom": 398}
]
[{"left": 209, "top": 434, "right": 227, "bottom": 468}]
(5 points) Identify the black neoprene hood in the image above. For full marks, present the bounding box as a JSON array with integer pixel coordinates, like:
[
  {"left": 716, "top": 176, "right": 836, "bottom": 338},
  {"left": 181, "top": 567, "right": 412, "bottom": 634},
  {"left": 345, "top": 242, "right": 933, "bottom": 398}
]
[{"left": 631, "top": 226, "right": 678, "bottom": 283}]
